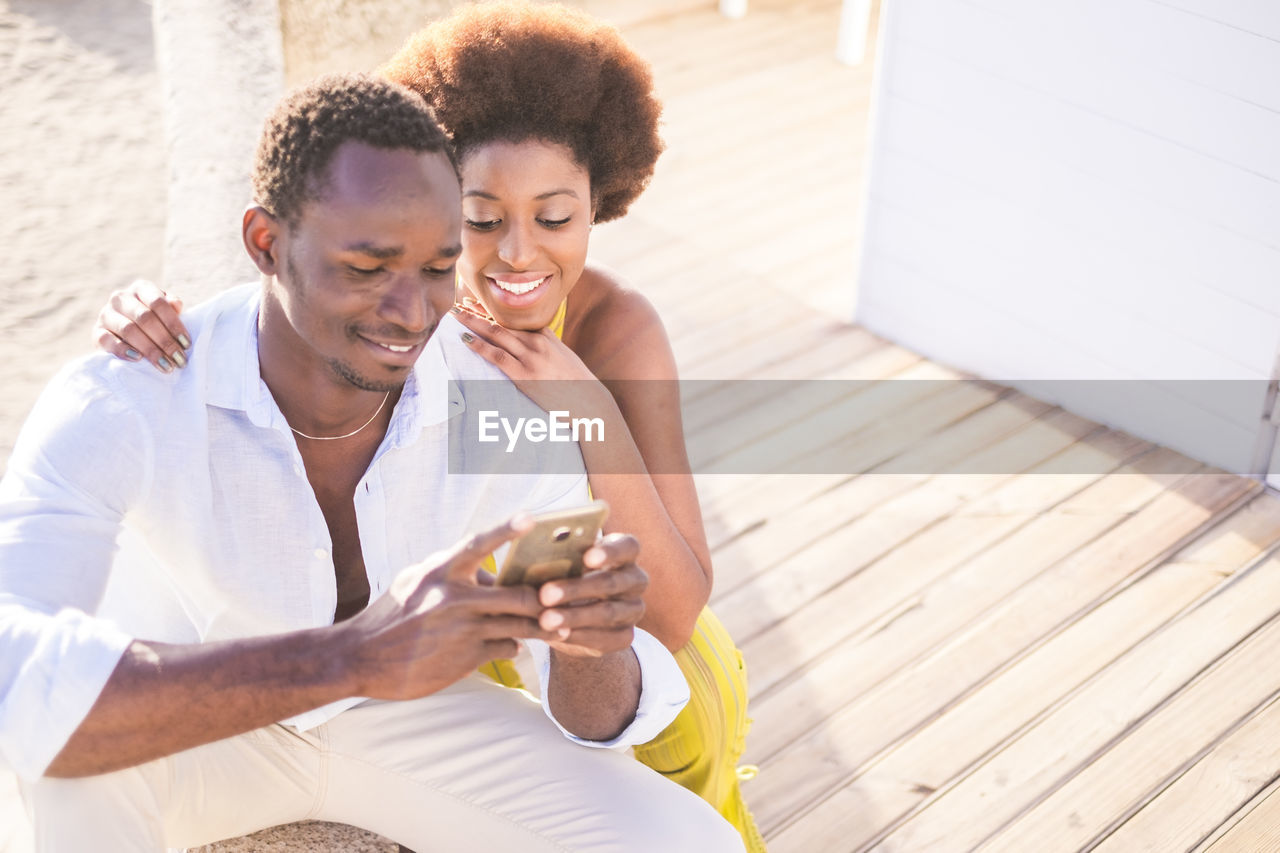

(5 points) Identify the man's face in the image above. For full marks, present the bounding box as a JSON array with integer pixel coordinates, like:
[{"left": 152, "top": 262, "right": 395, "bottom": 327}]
[{"left": 270, "top": 141, "right": 462, "bottom": 392}]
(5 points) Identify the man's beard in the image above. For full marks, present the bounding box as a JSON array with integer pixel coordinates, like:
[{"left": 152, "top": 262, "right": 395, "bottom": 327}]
[
  {"left": 325, "top": 353, "right": 402, "bottom": 393},
  {"left": 285, "top": 249, "right": 409, "bottom": 394}
]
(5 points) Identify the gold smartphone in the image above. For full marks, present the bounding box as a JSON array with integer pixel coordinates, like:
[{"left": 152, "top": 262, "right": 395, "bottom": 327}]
[{"left": 496, "top": 500, "right": 610, "bottom": 587}]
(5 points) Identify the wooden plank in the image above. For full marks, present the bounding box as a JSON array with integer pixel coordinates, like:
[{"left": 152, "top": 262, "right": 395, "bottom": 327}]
[
  {"left": 657, "top": 103, "right": 867, "bottom": 214},
  {"left": 691, "top": 361, "right": 965, "bottom": 473},
  {"left": 755, "top": 451, "right": 1240, "bottom": 843},
  {"left": 1091, "top": 691, "right": 1280, "bottom": 853},
  {"left": 970, "top": 505, "right": 1280, "bottom": 853},
  {"left": 664, "top": 323, "right": 904, "bottom": 543},
  {"left": 813, "top": 476, "right": 1262, "bottom": 852},
  {"left": 777, "top": 380, "right": 1006, "bottom": 475},
  {"left": 682, "top": 323, "right": 889, "bottom": 396},
  {"left": 699, "top": 373, "right": 1029, "bottom": 551},
  {"left": 767, "top": 557, "right": 1220, "bottom": 848},
  {"left": 744, "top": 434, "right": 1157, "bottom": 818},
  {"left": 658, "top": 61, "right": 866, "bottom": 159},
  {"left": 1202, "top": 779, "right": 1280, "bottom": 853},
  {"left": 663, "top": 133, "right": 864, "bottom": 228},
  {"left": 646, "top": 13, "right": 849, "bottom": 97},
  {"left": 708, "top": 394, "right": 1057, "bottom": 597},
  {"left": 684, "top": 180, "right": 866, "bottom": 279},
  {"left": 671, "top": 298, "right": 816, "bottom": 373},
  {"left": 707, "top": 385, "right": 1019, "bottom": 642},
  {"left": 709, "top": 473, "right": 923, "bottom": 596},
  {"left": 742, "top": 431, "right": 1156, "bottom": 768}
]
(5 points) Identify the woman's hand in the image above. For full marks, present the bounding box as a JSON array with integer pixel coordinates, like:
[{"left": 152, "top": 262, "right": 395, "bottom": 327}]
[
  {"left": 452, "top": 303, "right": 613, "bottom": 416},
  {"left": 93, "top": 279, "right": 190, "bottom": 373}
]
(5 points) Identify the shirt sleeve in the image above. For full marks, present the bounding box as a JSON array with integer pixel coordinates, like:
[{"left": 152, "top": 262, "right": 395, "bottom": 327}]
[
  {"left": 526, "top": 628, "right": 690, "bottom": 750},
  {"left": 0, "top": 363, "right": 148, "bottom": 779}
]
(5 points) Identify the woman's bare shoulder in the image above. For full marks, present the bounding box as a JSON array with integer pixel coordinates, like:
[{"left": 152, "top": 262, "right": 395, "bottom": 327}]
[{"left": 570, "top": 262, "right": 674, "bottom": 380}]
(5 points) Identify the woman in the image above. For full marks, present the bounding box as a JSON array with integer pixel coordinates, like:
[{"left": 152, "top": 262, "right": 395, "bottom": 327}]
[{"left": 94, "top": 4, "right": 763, "bottom": 850}]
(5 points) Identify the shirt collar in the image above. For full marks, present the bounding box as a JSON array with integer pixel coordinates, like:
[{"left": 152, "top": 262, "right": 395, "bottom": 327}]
[{"left": 203, "top": 284, "right": 454, "bottom": 443}]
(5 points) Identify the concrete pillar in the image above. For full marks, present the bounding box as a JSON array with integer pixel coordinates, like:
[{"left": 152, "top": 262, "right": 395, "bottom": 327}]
[{"left": 150, "top": 0, "right": 285, "bottom": 304}]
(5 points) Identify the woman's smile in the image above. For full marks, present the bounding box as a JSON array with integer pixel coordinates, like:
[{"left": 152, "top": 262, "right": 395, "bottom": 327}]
[{"left": 486, "top": 272, "right": 554, "bottom": 308}]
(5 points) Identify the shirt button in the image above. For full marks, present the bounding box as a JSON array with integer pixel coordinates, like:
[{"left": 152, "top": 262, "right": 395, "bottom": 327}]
[{"left": 314, "top": 548, "right": 327, "bottom": 560}]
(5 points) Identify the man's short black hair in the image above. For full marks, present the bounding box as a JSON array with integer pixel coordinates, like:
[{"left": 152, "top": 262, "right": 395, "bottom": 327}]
[{"left": 251, "top": 73, "right": 454, "bottom": 225}]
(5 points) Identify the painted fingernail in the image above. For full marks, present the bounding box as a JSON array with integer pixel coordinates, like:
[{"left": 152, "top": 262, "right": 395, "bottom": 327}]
[
  {"left": 450, "top": 305, "right": 462, "bottom": 314},
  {"left": 177, "top": 334, "right": 191, "bottom": 349},
  {"left": 158, "top": 357, "right": 172, "bottom": 372},
  {"left": 124, "top": 349, "right": 141, "bottom": 361},
  {"left": 460, "top": 332, "right": 475, "bottom": 344},
  {"left": 171, "top": 350, "right": 187, "bottom": 368},
  {"left": 557, "top": 628, "right": 571, "bottom": 640},
  {"left": 541, "top": 585, "right": 564, "bottom": 605},
  {"left": 583, "top": 547, "right": 605, "bottom": 567},
  {"left": 543, "top": 611, "right": 565, "bottom": 628}
]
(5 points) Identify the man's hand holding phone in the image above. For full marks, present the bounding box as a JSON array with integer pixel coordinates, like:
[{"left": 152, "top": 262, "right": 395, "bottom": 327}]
[
  {"left": 522, "top": 520, "right": 651, "bottom": 743},
  {"left": 536, "top": 532, "right": 648, "bottom": 659},
  {"left": 495, "top": 501, "right": 648, "bottom": 658}
]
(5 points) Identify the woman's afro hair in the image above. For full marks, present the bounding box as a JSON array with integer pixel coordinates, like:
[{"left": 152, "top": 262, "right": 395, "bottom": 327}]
[{"left": 379, "top": 2, "right": 664, "bottom": 223}]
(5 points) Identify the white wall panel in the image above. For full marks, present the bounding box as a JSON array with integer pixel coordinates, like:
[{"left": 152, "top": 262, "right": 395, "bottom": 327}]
[
  {"left": 1150, "top": 0, "right": 1280, "bottom": 42},
  {"left": 896, "top": 0, "right": 1280, "bottom": 179},
  {"left": 857, "top": 0, "right": 1280, "bottom": 477},
  {"left": 968, "top": 0, "right": 1280, "bottom": 112}
]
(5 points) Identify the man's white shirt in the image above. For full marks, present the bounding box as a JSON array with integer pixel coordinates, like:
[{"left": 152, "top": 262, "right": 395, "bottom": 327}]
[{"left": 0, "top": 283, "right": 688, "bottom": 780}]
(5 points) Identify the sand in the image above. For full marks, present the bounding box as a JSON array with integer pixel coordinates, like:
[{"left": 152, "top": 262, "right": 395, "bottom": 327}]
[{"left": 0, "top": 0, "right": 168, "bottom": 468}]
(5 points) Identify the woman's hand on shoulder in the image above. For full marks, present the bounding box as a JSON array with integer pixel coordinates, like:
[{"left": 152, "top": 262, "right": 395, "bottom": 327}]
[
  {"left": 452, "top": 302, "right": 612, "bottom": 416},
  {"left": 93, "top": 279, "right": 190, "bottom": 374}
]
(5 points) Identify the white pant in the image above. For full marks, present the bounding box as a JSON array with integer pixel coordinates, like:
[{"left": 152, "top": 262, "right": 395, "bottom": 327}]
[{"left": 19, "top": 675, "right": 744, "bottom": 852}]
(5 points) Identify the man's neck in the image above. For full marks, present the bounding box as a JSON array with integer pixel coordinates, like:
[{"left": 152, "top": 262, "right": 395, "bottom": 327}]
[{"left": 256, "top": 289, "right": 399, "bottom": 442}]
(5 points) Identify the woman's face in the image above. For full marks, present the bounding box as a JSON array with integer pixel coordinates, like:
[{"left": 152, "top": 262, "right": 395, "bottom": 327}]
[{"left": 458, "top": 139, "right": 593, "bottom": 331}]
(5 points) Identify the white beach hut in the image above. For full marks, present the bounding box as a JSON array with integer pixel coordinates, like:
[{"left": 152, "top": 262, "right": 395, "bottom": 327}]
[{"left": 853, "top": 0, "right": 1280, "bottom": 488}]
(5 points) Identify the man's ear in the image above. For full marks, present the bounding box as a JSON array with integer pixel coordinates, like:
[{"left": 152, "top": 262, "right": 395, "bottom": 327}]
[{"left": 243, "top": 206, "right": 282, "bottom": 275}]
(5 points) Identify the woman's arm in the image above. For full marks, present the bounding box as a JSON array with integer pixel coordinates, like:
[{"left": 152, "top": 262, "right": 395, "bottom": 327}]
[
  {"left": 574, "top": 289, "right": 712, "bottom": 649},
  {"left": 455, "top": 275, "right": 713, "bottom": 650}
]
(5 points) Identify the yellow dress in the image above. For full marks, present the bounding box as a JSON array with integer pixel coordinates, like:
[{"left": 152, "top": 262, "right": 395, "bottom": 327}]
[{"left": 473, "top": 299, "right": 766, "bottom": 852}]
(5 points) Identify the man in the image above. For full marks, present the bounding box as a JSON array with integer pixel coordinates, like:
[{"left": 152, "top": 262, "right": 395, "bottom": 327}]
[{"left": 0, "top": 75, "right": 743, "bottom": 851}]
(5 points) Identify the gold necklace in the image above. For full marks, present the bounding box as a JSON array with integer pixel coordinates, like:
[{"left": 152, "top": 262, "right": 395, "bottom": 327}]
[{"left": 289, "top": 390, "right": 391, "bottom": 441}]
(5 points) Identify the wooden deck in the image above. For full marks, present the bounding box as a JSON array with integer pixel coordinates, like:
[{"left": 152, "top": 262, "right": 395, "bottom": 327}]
[{"left": 596, "top": 1, "right": 1280, "bottom": 851}]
